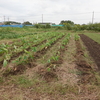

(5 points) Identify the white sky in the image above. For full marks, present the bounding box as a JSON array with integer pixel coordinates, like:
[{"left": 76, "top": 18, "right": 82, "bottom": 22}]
[{"left": 0, "top": 0, "right": 100, "bottom": 24}]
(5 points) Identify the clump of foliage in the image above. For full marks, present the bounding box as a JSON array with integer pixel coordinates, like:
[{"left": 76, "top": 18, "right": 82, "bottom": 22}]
[
  {"left": 34, "top": 24, "right": 42, "bottom": 28},
  {"left": 60, "top": 20, "right": 74, "bottom": 25},
  {"left": 23, "top": 21, "right": 32, "bottom": 25}
]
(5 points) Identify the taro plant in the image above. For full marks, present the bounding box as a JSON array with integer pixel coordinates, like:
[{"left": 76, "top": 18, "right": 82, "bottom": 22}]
[
  {"left": 74, "top": 34, "right": 80, "bottom": 41},
  {"left": 51, "top": 56, "right": 59, "bottom": 61},
  {"left": 47, "top": 59, "right": 51, "bottom": 63},
  {"left": 13, "top": 49, "right": 34, "bottom": 65},
  {"left": 0, "top": 43, "right": 10, "bottom": 67},
  {"left": 3, "top": 59, "right": 8, "bottom": 67},
  {"left": 0, "top": 43, "right": 9, "bottom": 55},
  {"left": 62, "top": 33, "right": 71, "bottom": 46},
  {"left": 31, "top": 47, "right": 37, "bottom": 52},
  {"left": 47, "top": 67, "right": 51, "bottom": 72}
]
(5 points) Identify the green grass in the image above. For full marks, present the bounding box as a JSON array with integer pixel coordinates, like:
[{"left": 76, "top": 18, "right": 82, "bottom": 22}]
[
  {"left": 83, "top": 33, "right": 100, "bottom": 44},
  {"left": 0, "top": 27, "right": 39, "bottom": 40},
  {"left": 7, "top": 75, "right": 79, "bottom": 95}
]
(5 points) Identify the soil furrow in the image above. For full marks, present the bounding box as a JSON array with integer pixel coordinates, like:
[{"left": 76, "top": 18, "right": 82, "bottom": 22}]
[
  {"left": 37, "top": 38, "right": 69, "bottom": 82},
  {"left": 75, "top": 39, "right": 94, "bottom": 84},
  {"left": 79, "top": 34, "right": 100, "bottom": 70}
]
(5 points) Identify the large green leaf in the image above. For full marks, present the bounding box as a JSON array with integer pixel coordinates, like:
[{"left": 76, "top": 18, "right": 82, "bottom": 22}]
[{"left": 3, "top": 59, "right": 8, "bottom": 67}]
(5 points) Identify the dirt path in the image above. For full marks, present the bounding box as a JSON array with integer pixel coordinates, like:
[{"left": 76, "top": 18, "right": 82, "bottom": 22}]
[{"left": 79, "top": 34, "right": 100, "bottom": 70}]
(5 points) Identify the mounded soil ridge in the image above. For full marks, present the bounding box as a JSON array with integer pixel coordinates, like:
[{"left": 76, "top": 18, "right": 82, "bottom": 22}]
[{"left": 79, "top": 34, "right": 100, "bottom": 70}]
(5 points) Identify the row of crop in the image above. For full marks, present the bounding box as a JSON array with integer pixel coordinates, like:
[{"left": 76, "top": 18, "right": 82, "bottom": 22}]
[
  {"left": 5, "top": 32, "right": 59, "bottom": 59},
  {"left": 12, "top": 33, "right": 65, "bottom": 66},
  {"left": 8, "top": 32, "right": 59, "bottom": 47},
  {"left": 46, "top": 33, "right": 71, "bottom": 66},
  {"left": 0, "top": 32, "right": 63, "bottom": 67},
  {"left": 0, "top": 32, "right": 65, "bottom": 68},
  {"left": 45, "top": 33, "right": 71, "bottom": 73},
  {"left": 0, "top": 32, "right": 61, "bottom": 54}
]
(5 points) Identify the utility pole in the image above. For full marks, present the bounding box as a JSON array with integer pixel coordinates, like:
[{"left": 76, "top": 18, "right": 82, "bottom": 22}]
[
  {"left": 42, "top": 14, "right": 43, "bottom": 23},
  {"left": 92, "top": 11, "right": 94, "bottom": 24}
]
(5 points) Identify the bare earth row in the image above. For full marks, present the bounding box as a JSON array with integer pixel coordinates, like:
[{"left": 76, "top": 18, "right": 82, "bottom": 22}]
[{"left": 79, "top": 34, "right": 100, "bottom": 70}]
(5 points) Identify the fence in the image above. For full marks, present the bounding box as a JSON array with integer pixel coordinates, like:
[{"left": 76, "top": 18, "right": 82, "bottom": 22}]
[
  {"left": 0, "top": 24, "right": 63, "bottom": 28},
  {"left": 0, "top": 25, "right": 24, "bottom": 28}
]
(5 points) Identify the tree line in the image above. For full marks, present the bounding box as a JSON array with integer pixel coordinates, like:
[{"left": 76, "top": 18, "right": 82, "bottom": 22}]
[{"left": 3, "top": 20, "right": 100, "bottom": 31}]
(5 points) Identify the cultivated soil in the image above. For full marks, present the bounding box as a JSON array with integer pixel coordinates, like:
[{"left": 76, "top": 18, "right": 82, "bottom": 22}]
[
  {"left": 0, "top": 33, "right": 100, "bottom": 100},
  {"left": 79, "top": 34, "right": 100, "bottom": 70}
]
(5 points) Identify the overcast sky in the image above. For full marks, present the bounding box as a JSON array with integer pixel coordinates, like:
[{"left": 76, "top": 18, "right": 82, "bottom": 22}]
[{"left": 0, "top": 0, "right": 100, "bottom": 24}]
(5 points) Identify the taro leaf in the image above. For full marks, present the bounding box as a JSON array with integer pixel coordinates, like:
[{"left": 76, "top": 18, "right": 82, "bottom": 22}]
[
  {"left": 0, "top": 49, "right": 4, "bottom": 55},
  {"left": 48, "top": 59, "right": 51, "bottom": 63},
  {"left": 24, "top": 50, "right": 30, "bottom": 54},
  {"left": 24, "top": 56, "right": 28, "bottom": 60},
  {"left": 0, "top": 48, "right": 8, "bottom": 54},
  {"left": 47, "top": 67, "right": 51, "bottom": 72},
  {"left": 61, "top": 46, "right": 64, "bottom": 49},
  {"left": 31, "top": 47, "right": 37, "bottom": 52},
  {"left": 3, "top": 59, "right": 8, "bottom": 67}
]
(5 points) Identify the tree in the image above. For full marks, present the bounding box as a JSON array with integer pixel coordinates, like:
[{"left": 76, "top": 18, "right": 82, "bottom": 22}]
[
  {"left": 45, "top": 24, "right": 51, "bottom": 28},
  {"left": 34, "top": 24, "right": 41, "bottom": 28},
  {"left": 4, "top": 21, "right": 21, "bottom": 25},
  {"left": 4, "top": 21, "right": 10, "bottom": 25},
  {"left": 59, "top": 20, "right": 74, "bottom": 25},
  {"left": 23, "top": 21, "right": 32, "bottom": 25}
]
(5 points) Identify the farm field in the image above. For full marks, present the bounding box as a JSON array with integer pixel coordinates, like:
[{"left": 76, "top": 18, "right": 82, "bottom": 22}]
[{"left": 0, "top": 27, "right": 100, "bottom": 100}]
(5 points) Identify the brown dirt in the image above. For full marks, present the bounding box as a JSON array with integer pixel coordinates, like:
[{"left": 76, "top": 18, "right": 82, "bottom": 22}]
[
  {"left": 35, "top": 39, "right": 68, "bottom": 82},
  {"left": 0, "top": 40, "right": 14, "bottom": 45},
  {"left": 75, "top": 40, "right": 95, "bottom": 84},
  {"left": 79, "top": 34, "right": 100, "bottom": 70},
  {"left": 2, "top": 62, "right": 37, "bottom": 77}
]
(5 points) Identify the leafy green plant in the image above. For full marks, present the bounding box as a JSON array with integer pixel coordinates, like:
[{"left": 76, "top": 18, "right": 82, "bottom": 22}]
[
  {"left": 47, "top": 59, "right": 51, "bottom": 63},
  {"left": 47, "top": 67, "right": 51, "bottom": 72},
  {"left": 3, "top": 59, "right": 8, "bottom": 67},
  {"left": 74, "top": 34, "right": 80, "bottom": 41},
  {"left": 0, "top": 43, "right": 9, "bottom": 55},
  {"left": 16, "top": 76, "right": 32, "bottom": 87},
  {"left": 0, "top": 43, "right": 11, "bottom": 67},
  {"left": 31, "top": 47, "right": 37, "bottom": 52},
  {"left": 52, "top": 56, "right": 59, "bottom": 61}
]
